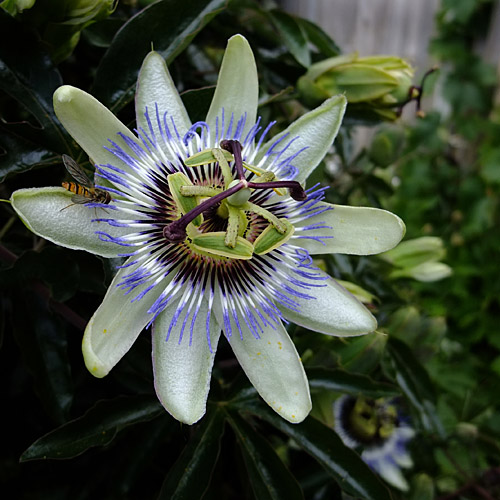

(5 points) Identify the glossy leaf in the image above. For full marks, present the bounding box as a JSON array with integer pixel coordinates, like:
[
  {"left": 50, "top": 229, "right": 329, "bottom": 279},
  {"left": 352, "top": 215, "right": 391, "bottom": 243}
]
[
  {"left": 227, "top": 411, "right": 304, "bottom": 500},
  {"left": 0, "top": 247, "right": 79, "bottom": 302},
  {"left": 268, "top": 9, "right": 311, "bottom": 67},
  {"left": 12, "top": 291, "right": 73, "bottom": 424},
  {"left": 158, "top": 407, "right": 225, "bottom": 499},
  {"left": 0, "top": 125, "right": 60, "bottom": 181},
  {"left": 307, "top": 367, "right": 399, "bottom": 398},
  {"left": 92, "top": 0, "right": 228, "bottom": 111},
  {"left": 241, "top": 401, "right": 392, "bottom": 500},
  {"left": 298, "top": 18, "right": 340, "bottom": 57},
  {"left": 0, "top": 10, "right": 71, "bottom": 152},
  {"left": 20, "top": 395, "right": 164, "bottom": 461},
  {"left": 387, "top": 338, "right": 444, "bottom": 436},
  {"left": 181, "top": 87, "right": 215, "bottom": 123}
]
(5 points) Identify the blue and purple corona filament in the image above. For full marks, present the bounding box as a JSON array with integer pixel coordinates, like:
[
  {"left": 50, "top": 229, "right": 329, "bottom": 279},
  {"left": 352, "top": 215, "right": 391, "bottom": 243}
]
[{"left": 91, "top": 107, "right": 334, "bottom": 349}]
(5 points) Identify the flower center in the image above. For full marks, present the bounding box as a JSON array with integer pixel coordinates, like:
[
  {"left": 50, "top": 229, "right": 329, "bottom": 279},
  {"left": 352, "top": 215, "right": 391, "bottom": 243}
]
[{"left": 163, "top": 140, "right": 307, "bottom": 260}]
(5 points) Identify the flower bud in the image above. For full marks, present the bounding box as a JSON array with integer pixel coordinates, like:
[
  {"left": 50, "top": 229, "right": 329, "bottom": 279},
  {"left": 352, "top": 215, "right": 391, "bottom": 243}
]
[
  {"left": 1, "top": 0, "right": 36, "bottom": 15},
  {"left": 9, "top": 0, "right": 117, "bottom": 62},
  {"left": 298, "top": 53, "right": 415, "bottom": 121},
  {"left": 380, "top": 236, "right": 446, "bottom": 268},
  {"left": 390, "top": 261, "right": 452, "bottom": 282},
  {"left": 381, "top": 237, "right": 451, "bottom": 282}
]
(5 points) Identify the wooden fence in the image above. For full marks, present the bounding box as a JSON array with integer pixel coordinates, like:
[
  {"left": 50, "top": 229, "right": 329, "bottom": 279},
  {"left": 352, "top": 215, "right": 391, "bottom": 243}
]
[{"left": 280, "top": 0, "right": 440, "bottom": 74}]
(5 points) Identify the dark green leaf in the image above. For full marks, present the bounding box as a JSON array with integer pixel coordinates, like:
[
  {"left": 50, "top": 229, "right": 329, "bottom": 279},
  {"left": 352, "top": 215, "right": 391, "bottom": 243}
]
[
  {"left": 0, "top": 247, "right": 79, "bottom": 301},
  {"left": 268, "top": 9, "right": 311, "bottom": 67},
  {"left": 387, "top": 338, "right": 444, "bottom": 436},
  {"left": 0, "top": 124, "right": 61, "bottom": 181},
  {"left": 181, "top": 86, "right": 215, "bottom": 124},
  {"left": 92, "top": 0, "right": 228, "bottom": 112},
  {"left": 298, "top": 18, "right": 340, "bottom": 57},
  {"left": 83, "top": 17, "right": 127, "bottom": 48},
  {"left": 158, "top": 406, "right": 225, "bottom": 499},
  {"left": 20, "top": 395, "right": 164, "bottom": 460},
  {"left": 307, "top": 367, "right": 399, "bottom": 398},
  {"left": 12, "top": 291, "right": 73, "bottom": 424},
  {"left": 113, "top": 418, "right": 174, "bottom": 497},
  {"left": 228, "top": 411, "right": 303, "bottom": 500},
  {"left": 240, "top": 401, "right": 392, "bottom": 500},
  {"left": 0, "top": 10, "right": 71, "bottom": 152}
]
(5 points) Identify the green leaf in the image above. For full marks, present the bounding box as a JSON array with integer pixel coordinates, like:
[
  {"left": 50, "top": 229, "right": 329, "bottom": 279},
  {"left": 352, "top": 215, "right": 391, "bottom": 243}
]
[
  {"left": 0, "top": 10, "right": 71, "bottom": 152},
  {"left": 298, "top": 18, "right": 340, "bottom": 57},
  {"left": 158, "top": 406, "right": 225, "bottom": 499},
  {"left": 307, "top": 367, "right": 399, "bottom": 398},
  {"left": 0, "top": 247, "right": 79, "bottom": 302},
  {"left": 387, "top": 338, "right": 444, "bottom": 436},
  {"left": 20, "top": 395, "right": 164, "bottom": 461},
  {"left": 0, "top": 124, "right": 60, "bottom": 181},
  {"left": 181, "top": 86, "right": 215, "bottom": 123},
  {"left": 12, "top": 291, "right": 73, "bottom": 424},
  {"left": 227, "top": 411, "right": 304, "bottom": 500},
  {"left": 92, "top": 0, "right": 228, "bottom": 112},
  {"left": 268, "top": 9, "right": 311, "bottom": 67},
  {"left": 241, "top": 401, "right": 392, "bottom": 500},
  {"left": 334, "top": 331, "right": 388, "bottom": 374}
]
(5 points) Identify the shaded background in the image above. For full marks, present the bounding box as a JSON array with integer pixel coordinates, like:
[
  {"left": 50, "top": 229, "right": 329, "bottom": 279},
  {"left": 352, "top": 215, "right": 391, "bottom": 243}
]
[{"left": 1, "top": 0, "right": 500, "bottom": 499}]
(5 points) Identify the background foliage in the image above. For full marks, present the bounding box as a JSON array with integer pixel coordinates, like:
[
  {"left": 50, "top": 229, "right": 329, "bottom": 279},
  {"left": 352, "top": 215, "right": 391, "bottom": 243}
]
[{"left": 1, "top": 0, "right": 499, "bottom": 498}]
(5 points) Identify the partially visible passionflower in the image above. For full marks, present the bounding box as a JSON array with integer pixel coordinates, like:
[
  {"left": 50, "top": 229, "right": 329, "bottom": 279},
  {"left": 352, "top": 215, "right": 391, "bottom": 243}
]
[{"left": 334, "top": 395, "right": 415, "bottom": 491}]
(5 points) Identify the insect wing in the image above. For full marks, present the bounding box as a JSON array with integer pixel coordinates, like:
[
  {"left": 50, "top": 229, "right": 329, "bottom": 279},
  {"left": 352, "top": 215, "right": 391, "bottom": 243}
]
[
  {"left": 71, "top": 194, "right": 92, "bottom": 204},
  {"left": 62, "top": 154, "right": 93, "bottom": 188}
]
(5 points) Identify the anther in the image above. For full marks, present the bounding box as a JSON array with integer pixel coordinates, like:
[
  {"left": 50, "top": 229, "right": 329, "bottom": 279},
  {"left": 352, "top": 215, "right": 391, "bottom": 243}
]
[{"left": 247, "top": 180, "right": 307, "bottom": 201}]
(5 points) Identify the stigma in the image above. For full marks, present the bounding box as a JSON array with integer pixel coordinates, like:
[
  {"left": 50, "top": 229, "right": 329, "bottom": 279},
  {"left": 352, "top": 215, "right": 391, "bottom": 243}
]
[{"left": 162, "top": 140, "right": 306, "bottom": 259}]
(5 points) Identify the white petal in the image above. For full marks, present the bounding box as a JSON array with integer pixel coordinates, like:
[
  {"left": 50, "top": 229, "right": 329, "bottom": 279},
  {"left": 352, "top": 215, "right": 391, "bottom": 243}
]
[
  {"left": 205, "top": 35, "right": 258, "bottom": 143},
  {"left": 257, "top": 95, "right": 346, "bottom": 183},
  {"left": 294, "top": 203, "right": 406, "bottom": 255},
  {"left": 213, "top": 299, "right": 311, "bottom": 423},
  {"left": 11, "top": 187, "right": 131, "bottom": 257},
  {"left": 136, "top": 51, "right": 191, "bottom": 141},
  {"left": 368, "top": 457, "right": 409, "bottom": 491},
  {"left": 152, "top": 295, "right": 221, "bottom": 425},
  {"left": 83, "top": 259, "right": 173, "bottom": 377},
  {"left": 54, "top": 85, "right": 137, "bottom": 173},
  {"left": 280, "top": 270, "right": 377, "bottom": 336}
]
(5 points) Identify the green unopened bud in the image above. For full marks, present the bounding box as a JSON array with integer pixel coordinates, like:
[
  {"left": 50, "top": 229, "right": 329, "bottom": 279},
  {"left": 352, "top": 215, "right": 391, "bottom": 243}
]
[
  {"left": 10, "top": 0, "right": 117, "bottom": 62},
  {"left": 390, "top": 261, "right": 452, "bottom": 282},
  {"left": 298, "top": 53, "right": 414, "bottom": 121},
  {"left": 380, "top": 237, "right": 446, "bottom": 268},
  {"left": 368, "top": 125, "right": 406, "bottom": 167},
  {"left": 1, "top": 0, "right": 36, "bottom": 15},
  {"left": 456, "top": 422, "right": 478, "bottom": 441}
]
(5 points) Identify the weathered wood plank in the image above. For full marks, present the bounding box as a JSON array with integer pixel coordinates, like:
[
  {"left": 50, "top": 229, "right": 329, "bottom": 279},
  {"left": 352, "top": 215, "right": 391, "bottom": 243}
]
[{"left": 281, "top": 0, "right": 440, "bottom": 73}]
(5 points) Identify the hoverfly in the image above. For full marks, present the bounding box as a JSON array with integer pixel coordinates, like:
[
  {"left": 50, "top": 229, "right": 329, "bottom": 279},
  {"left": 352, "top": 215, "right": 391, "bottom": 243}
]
[{"left": 61, "top": 154, "right": 111, "bottom": 210}]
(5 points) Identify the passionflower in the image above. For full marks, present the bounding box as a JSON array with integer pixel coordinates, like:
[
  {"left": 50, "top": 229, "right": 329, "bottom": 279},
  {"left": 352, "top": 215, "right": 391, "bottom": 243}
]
[
  {"left": 11, "top": 35, "right": 405, "bottom": 425},
  {"left": 334, "top": 396, "right": 415, "bottom": 491}
]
